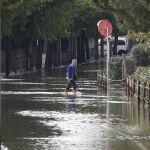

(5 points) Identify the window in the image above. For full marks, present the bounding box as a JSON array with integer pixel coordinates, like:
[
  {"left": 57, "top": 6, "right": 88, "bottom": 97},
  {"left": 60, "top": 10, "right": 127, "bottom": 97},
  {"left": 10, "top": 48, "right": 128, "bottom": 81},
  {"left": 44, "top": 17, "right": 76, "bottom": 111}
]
[{"left": 117, "top": 40, "right": 125, "bottom": 45}]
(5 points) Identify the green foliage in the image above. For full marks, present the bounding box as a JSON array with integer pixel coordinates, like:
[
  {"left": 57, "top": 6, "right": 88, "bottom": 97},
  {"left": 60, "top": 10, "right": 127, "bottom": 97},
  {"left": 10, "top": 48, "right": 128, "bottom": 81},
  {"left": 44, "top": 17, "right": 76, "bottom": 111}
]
[
  {"left": 109, "top": 56, "right": 123, "bottom": 79},
  {"left": 2, "top": 0, "right": 149, "bottom": 47},
  {"left": 126, "top": 56, "right": 136, "bottom": 75},
  {"left": 74, "top": 7, "right": 123, "bottom": 38},
  {"left": 109, "top": 56, "right": 135, "bottom": 80},
  {"left": 128, "top": 32, "right": 150, "bottom": 48},
  {"left": 131, "top": 44, "right": 150, "bottom": 66},
  {"left": 1, "top": 0, "right": 23, "bottom": 37},
  {"left": 134, "top": 67, "right": 150, "bottom": 83},
  {"left": 2, "top": 0, "right": 81, "bottom": 41},
  {"left": 23, "top": 1, "right": 73, "bottom": 39},
  {"left": 93, "top": 0, "right": 150, "bottom": 33},
  {"left": 2, "top": 0, "right": 126, "bottom": 41}
]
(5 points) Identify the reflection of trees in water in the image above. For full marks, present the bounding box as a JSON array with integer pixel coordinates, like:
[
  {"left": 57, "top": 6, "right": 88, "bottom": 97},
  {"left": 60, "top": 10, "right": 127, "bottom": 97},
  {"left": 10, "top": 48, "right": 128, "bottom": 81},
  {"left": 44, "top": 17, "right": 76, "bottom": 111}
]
[{"left": 122, "top": 102, "right": 150, "bottom": 127}]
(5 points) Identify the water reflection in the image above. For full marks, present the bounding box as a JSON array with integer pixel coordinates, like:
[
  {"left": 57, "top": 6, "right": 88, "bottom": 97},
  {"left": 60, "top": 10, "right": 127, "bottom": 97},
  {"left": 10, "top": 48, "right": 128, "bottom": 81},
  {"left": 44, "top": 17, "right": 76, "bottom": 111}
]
[
  {"left": 1, "top": 62, "right": 150, "bottom": 150},
  {"left": 66, "top": 97, "right": 76, "bottom": 112}
]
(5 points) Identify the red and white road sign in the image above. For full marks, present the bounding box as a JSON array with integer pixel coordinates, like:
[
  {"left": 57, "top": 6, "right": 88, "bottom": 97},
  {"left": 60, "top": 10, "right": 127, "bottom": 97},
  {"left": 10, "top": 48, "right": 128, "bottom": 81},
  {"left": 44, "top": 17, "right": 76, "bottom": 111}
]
[{"left": 97, "top": 19, "right": 113, "bottom": 37}]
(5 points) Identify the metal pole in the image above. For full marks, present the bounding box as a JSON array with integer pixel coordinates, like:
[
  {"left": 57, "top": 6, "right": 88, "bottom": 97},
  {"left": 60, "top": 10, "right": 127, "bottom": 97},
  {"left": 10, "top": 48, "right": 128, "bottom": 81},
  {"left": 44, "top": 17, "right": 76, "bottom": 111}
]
[
  {"left": 122, "top": 53, "right": 127, "bottom": 80},
  {"left": 106, "top": 26, "right": 110, "bottom": 121},
  {"left": 106, "top": 26, "right": 110, "bottom": 91},
  {"left": 60, "top": 38, "right": 62, "bottom": 66}
]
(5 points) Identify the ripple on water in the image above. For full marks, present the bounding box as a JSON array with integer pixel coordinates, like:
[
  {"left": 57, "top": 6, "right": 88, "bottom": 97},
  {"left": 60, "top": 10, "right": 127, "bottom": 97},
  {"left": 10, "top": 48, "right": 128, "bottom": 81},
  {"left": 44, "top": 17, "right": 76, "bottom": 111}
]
[
  {"left": 16, "top": 110, "right": 112, "bottom": 149},
  {"left": 1, "top": 145, "right": 9, "bottom": 150},
  {"left": 1, "top": 82, "right": 47, "bottom": 85},
  {"left": 16, "top": 110, "right": 150, "bottom": 150}
]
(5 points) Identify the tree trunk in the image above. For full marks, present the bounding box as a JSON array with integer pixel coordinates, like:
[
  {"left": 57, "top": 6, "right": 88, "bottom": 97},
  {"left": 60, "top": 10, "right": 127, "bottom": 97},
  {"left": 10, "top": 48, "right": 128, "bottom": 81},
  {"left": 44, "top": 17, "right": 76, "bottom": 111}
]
[
  {"left": 53, "top": 40, "right": 60, "bottom": 67},
  {"left": 45, "top": 42, "right": 53, "bottom": 70},
  {"left": 6, "top": 36, "right": 11, "bottom": 77},
  {"left": 59, "top": 38, "right": 62, "bottom": 66},
  {"left": 75, "top": 34, "right": 77, "bottom": 60},
  {"left": 25, "top": 39, "right": 33, "bottom": 71},
  {"left": 80, "top": 34, "right": 85, "bottom": 63},
  {"left": 72, "top": 35, "right": 76, "bottom": 59},
  {"left": 42, "top": 38, "right": 48, "bottom": 69},
  {"left": 36, "top": 39, "right": 43, "bottom": 69},
  {"left": 100, "top": 37, "right": 104, "bottom": 58},
  {"left": 25, "top": 41, "right": 29, "bottom": 71},
  {"left": 94, "top": 38, "right": 99, "bottom": 60},
  {"left": 85, "top": 37, "right": 90, "bottom": 60},
  {"left": 77, "top": 36, "right": 82, "bottom": 63},
  {"left": 113, "top": 35, "right": 118, "bottom": 55},
  {"left": 29, "top": 39, "right": 33, "bottom": 70}
]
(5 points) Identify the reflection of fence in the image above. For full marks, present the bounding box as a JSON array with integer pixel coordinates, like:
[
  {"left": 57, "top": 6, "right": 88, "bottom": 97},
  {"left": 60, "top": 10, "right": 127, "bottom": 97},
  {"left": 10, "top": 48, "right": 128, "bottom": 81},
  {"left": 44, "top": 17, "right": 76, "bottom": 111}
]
[
  {"left": 97, "top": 70, "right": 150, "bottom": 106},
  {"left": 97, "top": 70, "right": 107, "bottom": 90},
  {"left": 126, "top": 76, "right": 150, "bottom": 104},
  {"left": 97, "top": 70, "right": 125, "bottom": 90}
]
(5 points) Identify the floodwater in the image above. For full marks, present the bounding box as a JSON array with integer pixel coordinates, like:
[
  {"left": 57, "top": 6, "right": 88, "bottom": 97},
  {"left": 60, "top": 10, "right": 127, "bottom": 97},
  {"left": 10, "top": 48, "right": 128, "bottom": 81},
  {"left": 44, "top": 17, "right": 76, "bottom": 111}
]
[{"left": 1, "top": 62, "right": 150, "bottom": 150}]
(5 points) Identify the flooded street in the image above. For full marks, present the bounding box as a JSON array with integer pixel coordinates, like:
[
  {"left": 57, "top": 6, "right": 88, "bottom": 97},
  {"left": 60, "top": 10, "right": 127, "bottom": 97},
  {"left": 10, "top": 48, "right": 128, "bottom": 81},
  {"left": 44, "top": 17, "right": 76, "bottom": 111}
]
[{"left": 1, "top": 62, "right": 150, "bottom": 150}]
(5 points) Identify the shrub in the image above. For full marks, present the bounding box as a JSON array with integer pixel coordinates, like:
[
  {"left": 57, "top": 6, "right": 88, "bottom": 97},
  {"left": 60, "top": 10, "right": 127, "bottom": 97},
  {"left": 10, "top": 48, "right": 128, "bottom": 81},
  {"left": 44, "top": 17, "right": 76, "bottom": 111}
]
[
  {"left": 126, "top": 56, "right": 136, "bottom": 75},
  {"left": 133, "top": 67, "right": 150, "bottom": 83},
  {"left": 109, "top": 56, "right": 122, "bottom": 80},
  {"left": 131, "top": 44, "right": 150, "bottom": 66},
  {"left": 109, "top": 56, "right": 135, "bottom": 80}
]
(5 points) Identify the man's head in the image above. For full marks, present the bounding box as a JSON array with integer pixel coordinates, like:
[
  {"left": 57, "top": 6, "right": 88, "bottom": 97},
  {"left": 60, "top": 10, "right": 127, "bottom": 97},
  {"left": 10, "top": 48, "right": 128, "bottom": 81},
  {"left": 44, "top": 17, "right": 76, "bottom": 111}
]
[{"left": 72, "top": 59, "right": 77, "bottom": 67}]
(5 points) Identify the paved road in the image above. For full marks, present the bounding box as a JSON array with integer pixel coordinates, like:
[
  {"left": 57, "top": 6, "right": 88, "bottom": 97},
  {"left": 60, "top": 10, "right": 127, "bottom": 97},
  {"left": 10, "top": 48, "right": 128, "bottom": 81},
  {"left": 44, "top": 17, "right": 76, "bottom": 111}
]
[{"left": 1, "top": 62, "right": 150, "bottom": 150}]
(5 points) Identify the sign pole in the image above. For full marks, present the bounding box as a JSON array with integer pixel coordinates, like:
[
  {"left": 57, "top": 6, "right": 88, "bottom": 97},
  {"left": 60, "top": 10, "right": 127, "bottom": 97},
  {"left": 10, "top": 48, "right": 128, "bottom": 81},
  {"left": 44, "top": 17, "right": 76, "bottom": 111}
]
[
  {"left": 106, "top": 26, "right": 110, "bottom": 121},
  {"left": 106, "top": 26, "right": 110, "bottom": 92},
  {"left": 97, "top": 19, "right": 112, "bottom": 122}
]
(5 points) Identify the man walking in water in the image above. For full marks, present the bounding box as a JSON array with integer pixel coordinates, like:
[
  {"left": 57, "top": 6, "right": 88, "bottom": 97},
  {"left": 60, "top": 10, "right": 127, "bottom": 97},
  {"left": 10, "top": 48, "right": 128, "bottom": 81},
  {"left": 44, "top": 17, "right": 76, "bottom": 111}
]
[{"left": 65, "top": 59, "right": 77, "bottom": 96}]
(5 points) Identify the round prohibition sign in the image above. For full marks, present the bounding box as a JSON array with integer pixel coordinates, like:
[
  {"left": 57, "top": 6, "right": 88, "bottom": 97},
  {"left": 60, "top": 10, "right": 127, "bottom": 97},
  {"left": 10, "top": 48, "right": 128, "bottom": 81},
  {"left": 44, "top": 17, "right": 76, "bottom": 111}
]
[{"left": 97, "top": 19, "right": 113, "bottom": 37}]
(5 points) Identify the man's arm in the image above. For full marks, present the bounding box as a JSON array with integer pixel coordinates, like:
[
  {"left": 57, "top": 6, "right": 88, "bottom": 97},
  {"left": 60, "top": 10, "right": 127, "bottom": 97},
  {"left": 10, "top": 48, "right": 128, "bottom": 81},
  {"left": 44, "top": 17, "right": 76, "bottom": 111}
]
[{"left": 66, "top": 65, "right": 72, "bottom": 82}]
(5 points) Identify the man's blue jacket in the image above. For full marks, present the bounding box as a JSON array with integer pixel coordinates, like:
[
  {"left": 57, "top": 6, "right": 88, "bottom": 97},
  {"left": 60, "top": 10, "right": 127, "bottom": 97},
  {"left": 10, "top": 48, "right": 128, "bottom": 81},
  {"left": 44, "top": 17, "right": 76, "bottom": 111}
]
[{"left": 66, "top": 64, "right": 77, "bottom": 80}]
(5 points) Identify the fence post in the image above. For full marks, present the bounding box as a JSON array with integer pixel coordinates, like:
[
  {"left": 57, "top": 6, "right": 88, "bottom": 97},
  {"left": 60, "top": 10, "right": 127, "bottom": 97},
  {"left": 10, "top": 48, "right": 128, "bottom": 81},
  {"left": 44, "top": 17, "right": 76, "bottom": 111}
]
[
  {"left": 133, "top": 79, "right": 136, "bottom": 96},
  {"left": 122, "top": 53, "right": 127, "bottom": 81},
  {"left": 102, "top": 71, "right": 104, "bottom": 89},
  {"left": 100, "top": 71, "right": 102, "bottom": 88},
  {"left": 101, "top": 71, "right": 102, "bottom": 88},
  {"left": 130, "top": 78, "right": 133, "bottom": 96},
  {"left": 100, "top": 70, "right": 102, "bottom": 88},
  {"left": 126, "top": 76, "right": 128, "bottom": 96},
  {"left": 97, "top": 71, "right": 99, "bottom": 88},
  {"left": 143, "top": 82, "right": 146, "bottom": 104},
  {"left": 127, "top": 76, "right": 129, "bottom": 97},
  {"left": 128, "top": 76, "right": 130, "bottom": 97},
  {"left": 98, "top": 70, "right": 100, "bottom": 89},
  {"left": 137, "top": 80, "right": 141, "bottom": 103},
  {"left": 105, "top": 73, "right": 107, "bottom": 91},
  {"left": 148, "top": 83, "right": 150, "bottom": 106}
]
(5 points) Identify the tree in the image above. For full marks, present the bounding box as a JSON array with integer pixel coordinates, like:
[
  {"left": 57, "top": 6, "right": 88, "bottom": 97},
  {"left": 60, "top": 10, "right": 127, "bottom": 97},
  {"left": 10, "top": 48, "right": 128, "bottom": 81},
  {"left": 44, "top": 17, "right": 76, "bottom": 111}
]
[
  {"left": 2, "top": 0, "right": 81, "bottom": 74},
  {"left": 93, "top": 0, "right": 150, "bottom": 32}
]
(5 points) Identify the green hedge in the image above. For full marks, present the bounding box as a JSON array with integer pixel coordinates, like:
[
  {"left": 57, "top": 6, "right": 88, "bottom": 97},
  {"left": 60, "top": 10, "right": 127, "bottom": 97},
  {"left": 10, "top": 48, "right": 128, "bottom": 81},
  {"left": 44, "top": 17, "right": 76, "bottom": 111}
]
[
  {"left": 109, "top": 56, "right": 135, "bottom": 80},
  {"left": 133, "top": 67, "right": 150, "bottom": 83},
  {"left": 131, "top": 43, "right": 150, "bottom": 66},
  {"left": 109, "top": 43, "right": 150, "bottom": 80}
]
